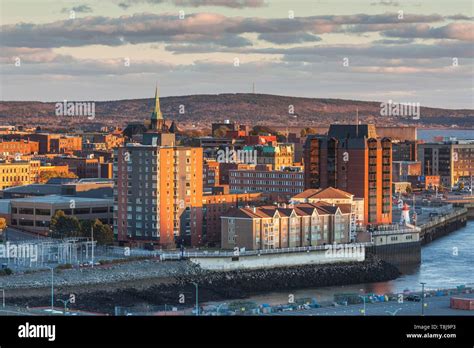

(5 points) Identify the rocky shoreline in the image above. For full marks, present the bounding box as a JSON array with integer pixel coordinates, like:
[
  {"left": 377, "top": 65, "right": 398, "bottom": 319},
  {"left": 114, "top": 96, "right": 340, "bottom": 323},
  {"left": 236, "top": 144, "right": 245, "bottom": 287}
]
[{"left": 4, "top": 255, "right": 399, "bottom": 314}]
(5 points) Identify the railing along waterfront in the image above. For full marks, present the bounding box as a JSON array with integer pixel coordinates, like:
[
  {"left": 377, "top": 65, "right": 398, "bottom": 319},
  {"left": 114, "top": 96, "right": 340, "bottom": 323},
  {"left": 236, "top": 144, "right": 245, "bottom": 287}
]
[{"left": 160, "top": 242, "right": 373, "bottom": 260}]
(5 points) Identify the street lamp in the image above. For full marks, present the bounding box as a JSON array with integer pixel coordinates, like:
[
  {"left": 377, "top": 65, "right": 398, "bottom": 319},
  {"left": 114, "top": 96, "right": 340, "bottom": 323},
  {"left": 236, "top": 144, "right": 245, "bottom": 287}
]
[
  {"left": 46, "top": 266, "right": 54, "bottom": 313},
  {"left": 192, "top": 282, "right": 199, "bottom": 316},
  {"left": 420, "top": 282, "right": 426, "bottom": 316},
  {"left": 91, "top": 225, "right": 94, "bottom": 268},
  {"left": 0, "top": 288, "right": 5, "bottom": 309},
  {"left": 56, "top": 298, "right": 72, "bottom": 315}
]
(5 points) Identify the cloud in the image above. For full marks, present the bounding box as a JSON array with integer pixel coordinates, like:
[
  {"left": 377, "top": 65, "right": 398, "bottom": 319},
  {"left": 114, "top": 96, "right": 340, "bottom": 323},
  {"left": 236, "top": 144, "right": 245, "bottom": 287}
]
[
  {"left": 165, "top": 40, "right": 474, "bottom": 60},
  {"left": 258, "top": 32, "right": 321, "bottom": 44},
  {"left": 0, "top": 12, "right": 447, "bottom": 49},
  {"left": 372, "top": 38, "right": 414, "bottom": 44},
  {"left": 117, "top": 0, "right": 266, "bottom": 9},
  {"left": 0, "top": 13, "right": 253, "bottom": 48},
  {"left": 382, "top": 23, "right": 474, "bottom": 41},
  {"left": 61, "top": 5, "right": 93, "bottom": 13},
  {"left": 370, "top": 0, "right": 399, "bottom": 6},
  {"left": 0, "top": 47, "right": 73, "bottom": 64}
]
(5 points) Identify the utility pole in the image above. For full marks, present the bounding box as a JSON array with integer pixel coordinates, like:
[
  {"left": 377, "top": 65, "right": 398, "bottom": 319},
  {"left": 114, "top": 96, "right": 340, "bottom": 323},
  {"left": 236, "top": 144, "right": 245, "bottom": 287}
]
[
  {"left": 420, "top": 282, "right": 426, "bottom": 316},
  {"left": 470, "top": 172, "right": 473, "bottom": 197},
  {"left": 192, "top": 282, "right": 199, "bottom": 316},
  {"left": 46, "top": 266, "right": 54, "bottom": 312},
  {"left": 91, "top": 225, "right": 94, "bottom": 268}
]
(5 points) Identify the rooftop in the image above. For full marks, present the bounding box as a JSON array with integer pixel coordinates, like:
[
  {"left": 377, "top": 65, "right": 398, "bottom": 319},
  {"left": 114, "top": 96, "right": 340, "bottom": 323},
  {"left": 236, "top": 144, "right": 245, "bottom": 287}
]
[
  {"left": 11, "top": 195, "right": 112, "bottom": 205},
  {"left": 223, "top": 201, "right": 351, "bottom": 219},
  {"left": 292, "top": 187, "right": 354, "bottom": 200}
]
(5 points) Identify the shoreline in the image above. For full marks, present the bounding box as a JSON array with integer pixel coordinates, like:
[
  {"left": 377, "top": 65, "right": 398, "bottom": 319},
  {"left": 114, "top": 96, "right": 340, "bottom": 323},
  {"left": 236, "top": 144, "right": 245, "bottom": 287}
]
[{"left": 4, "top": 255, "right": 399, "bottom": 314}]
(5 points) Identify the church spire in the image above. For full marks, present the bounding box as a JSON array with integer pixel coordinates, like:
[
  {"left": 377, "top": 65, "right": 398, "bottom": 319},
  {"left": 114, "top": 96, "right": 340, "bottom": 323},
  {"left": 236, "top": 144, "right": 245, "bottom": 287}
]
[{"left": 151, "top": 85, "right": 163, "bottom": 121}]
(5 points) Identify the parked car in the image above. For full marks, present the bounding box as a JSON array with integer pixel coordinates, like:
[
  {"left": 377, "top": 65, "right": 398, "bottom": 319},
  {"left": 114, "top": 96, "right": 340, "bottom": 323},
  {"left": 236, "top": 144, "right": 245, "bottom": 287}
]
[{"left": 406, "top": 295, "right": 421, "bottom": 302}]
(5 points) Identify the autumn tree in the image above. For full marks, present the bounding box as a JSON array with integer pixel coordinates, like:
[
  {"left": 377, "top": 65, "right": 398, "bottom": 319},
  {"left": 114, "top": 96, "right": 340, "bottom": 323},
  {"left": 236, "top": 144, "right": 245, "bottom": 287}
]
[
  {"left": 214, "top": 126, "right": 229, "bottom": 138},
  {"left": 39, "top": 171, "right": 77, "bottom": 184},
  {"left": 0, "top": 217, "right": 7, "bottom": 241}
]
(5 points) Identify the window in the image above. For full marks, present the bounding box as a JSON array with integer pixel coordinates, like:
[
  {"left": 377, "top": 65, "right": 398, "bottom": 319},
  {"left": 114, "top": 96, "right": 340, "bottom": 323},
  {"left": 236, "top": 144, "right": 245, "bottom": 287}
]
[
  {"left": 19, "top": 208, "right": 34, "bottom": 215},
  {"left": 92, "top": 207, "right": 108, "bottom": 214},
  {"left": 35, "top": 208, "right": 51, "bottom": 216},
  {"left": 74, "top": 208, "right": 90, "bottom": 215}
]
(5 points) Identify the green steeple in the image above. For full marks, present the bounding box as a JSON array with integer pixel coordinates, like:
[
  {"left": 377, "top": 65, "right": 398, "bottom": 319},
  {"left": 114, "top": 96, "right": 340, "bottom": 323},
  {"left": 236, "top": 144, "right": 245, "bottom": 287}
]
[{"left": 151, "top": 85, "right": 163, "bottom": 121}]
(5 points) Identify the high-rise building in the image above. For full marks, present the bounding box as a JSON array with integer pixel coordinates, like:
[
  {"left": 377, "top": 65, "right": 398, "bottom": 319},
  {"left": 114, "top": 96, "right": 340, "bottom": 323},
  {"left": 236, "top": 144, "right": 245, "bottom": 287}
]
[
  {"left": 303, "top": 124, "right": 392, "bottom": 225},
  {"left": 114, "top": 144, "right": 203, "bottom": 249},
  {"left": 392, "top": 140, "right": 418, "bottom": 161},
  {"left": 418, "top": 140, "right": 474, "bottom": 187},
  {"left": 113, "top": 87, "right": 203, "bottom": 248}
]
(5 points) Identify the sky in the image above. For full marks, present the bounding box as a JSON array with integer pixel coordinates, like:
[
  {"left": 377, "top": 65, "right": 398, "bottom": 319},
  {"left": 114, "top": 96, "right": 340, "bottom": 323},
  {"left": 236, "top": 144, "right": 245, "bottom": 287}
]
[{"left": 0, "top": 0, "right": 473, "bottom": 109}]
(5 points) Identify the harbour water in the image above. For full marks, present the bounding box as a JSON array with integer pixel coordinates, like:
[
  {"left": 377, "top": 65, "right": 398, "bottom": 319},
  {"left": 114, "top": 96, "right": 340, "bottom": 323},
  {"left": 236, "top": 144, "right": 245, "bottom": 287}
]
[
  {"left": 418, "top": 129, "right": 474, "bottom": 141},
  {"left": 206, "top": 221, "right": 474, "bottom": 306}
]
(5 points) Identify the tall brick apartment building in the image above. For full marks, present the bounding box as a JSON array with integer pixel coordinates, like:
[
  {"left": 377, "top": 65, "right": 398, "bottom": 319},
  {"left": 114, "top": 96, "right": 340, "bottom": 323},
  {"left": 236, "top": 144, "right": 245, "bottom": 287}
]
[
  {"left": 303, "top": 124, "right": 392, "bottom": 225},
  {"left": 114, "top": 144, "right": 203, "bottom": 249},
  {"left": 113, "top": 87, "right": 203, "bottom": 248}
]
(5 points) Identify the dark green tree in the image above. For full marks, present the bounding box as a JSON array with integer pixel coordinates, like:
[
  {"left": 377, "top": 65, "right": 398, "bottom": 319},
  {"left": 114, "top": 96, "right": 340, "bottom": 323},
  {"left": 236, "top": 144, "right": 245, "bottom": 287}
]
[
  {"left": 50, "top": 210, "right": 81, "bottom": 238},
  {"left": 80, "top": 219, "right": 114, "bottom": 245}
]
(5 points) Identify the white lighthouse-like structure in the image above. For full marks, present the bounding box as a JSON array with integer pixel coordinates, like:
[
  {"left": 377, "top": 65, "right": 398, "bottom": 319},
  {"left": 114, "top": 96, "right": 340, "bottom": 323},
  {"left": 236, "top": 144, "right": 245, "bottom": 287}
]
[{"left": 400, "top": 203, "right": 411, "bottom": 225}]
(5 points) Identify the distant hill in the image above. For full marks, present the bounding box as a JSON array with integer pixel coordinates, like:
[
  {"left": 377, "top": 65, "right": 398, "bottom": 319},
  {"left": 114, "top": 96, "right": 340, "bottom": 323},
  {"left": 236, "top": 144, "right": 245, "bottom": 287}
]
[{"left": 0, "top": 93, "right": 472, "bottom": 130}]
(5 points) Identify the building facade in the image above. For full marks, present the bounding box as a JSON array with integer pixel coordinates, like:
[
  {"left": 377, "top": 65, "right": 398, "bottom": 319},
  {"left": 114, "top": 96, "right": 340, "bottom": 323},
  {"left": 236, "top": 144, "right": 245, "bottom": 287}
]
[
  {"left": 303, "top": 124, "right": 392, "bottom": 225},
  {"left": 10, "top": 195, "right": 113, "bottom": 234},
  {"left": 0, "top": 161, "right": 33, "bottom": 190},
  {"left": 229, "top": 165, "right": 304, "bottom": 201},
  {"left": 201, "top": 192, "right": 263, "bottom": 246},
  {"left": 221, "top": 202, "right": 351, "bottom": 250},
  {"left": 0, "top": 140, "right": 39, "bottom": 156},
  {"left": 113, "top": 144, "right": 203, "bottom": 248},
  {"left": 244, "top": 144, "right": 294, "bottom": 170},
  {"left": 291, "top": 187, "right": 364, "bottom": 240},
  {"left": 418, "top": 140, "right": 474, "bottom": 188}
]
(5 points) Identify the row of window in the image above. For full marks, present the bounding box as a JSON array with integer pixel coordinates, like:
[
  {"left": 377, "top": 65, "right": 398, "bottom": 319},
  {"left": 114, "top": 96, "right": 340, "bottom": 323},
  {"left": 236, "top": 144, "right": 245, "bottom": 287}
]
[
  {"left": 230, "top": 172, "right": 302, "bottom": 179},
  {"left": 12, "top": 207, "right": 113, "bottom": 215}
]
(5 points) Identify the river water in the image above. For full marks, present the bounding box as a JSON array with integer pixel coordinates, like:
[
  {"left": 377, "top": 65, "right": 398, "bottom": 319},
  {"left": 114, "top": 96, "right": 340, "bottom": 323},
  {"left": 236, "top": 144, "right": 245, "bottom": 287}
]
[{"left": 206, "top": 221, "right": 474, "bottom": 306}]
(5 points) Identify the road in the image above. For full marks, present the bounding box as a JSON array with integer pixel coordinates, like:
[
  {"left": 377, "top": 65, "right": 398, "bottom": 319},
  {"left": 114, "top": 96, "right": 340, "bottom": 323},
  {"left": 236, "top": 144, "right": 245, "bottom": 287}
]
[
  {"left": 270, "top": 296, "right": 474, "bottom": 316},
  {"left": 4, "top": 227, "right": 48, "bottom": 242}
]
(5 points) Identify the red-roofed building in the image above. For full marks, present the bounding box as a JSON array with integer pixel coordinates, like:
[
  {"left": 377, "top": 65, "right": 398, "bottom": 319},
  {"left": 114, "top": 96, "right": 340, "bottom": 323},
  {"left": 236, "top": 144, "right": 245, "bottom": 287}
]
[
  {"left": 291, "top": 187, "right": 365, "bottom": 238},
  {"left": 221, "top": 201, "right": 352, "bottom": 250}
]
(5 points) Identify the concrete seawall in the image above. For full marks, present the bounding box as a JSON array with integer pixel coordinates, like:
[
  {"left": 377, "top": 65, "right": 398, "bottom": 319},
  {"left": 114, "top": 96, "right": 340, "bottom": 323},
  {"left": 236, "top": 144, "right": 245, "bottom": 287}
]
[
  {"left": 368, "top": 241, "right": 421, "bottom": 270},
  {"left": 189, "top": 244, "right": 366, "bottom": 271},
  {"left": 419, "top": 208, "right": 468, "bottom": 245}
]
